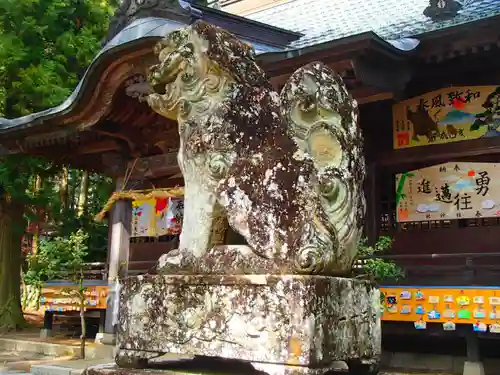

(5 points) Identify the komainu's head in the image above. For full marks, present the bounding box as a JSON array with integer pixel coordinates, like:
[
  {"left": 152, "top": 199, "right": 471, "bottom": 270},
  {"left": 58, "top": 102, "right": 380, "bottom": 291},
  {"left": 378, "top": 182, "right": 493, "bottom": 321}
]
[{"left": 147, "top": 21, "right": 270, "bottom": 120}]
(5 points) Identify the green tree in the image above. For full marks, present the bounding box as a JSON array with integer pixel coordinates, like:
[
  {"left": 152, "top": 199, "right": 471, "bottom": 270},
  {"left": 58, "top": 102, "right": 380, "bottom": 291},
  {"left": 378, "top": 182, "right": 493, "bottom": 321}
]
[
  {"left": 0, "top": 0, "right": 115, "bottom": 330},
  {"left": 0, "top": 155, "right": 56, "bottom": 329},
  {"left": 0, "top": 0, "right": 115, "bottom": 118},
  {"left": 21, "top": 169, "right": 113, "bottom": 311},
  {"left": 354, "top": 236, "right": 404, "bottom": 282},
  {"left": 24, "top": 230, "right": 89, "bottom": 357}
]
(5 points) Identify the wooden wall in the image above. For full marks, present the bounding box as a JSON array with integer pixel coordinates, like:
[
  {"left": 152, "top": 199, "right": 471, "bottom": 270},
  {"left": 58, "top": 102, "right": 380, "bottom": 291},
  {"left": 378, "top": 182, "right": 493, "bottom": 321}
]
[{"left": 360, "top": 47, "right": 500, "bottom": 286}]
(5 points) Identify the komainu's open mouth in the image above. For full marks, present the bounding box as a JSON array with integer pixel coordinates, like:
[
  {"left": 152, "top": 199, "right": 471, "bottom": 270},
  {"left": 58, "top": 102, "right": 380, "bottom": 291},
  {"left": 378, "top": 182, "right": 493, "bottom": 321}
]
[
  {"left": 148, "top": 40, "right": 195, "bottom": 94},
  {"left": 148, "top": 49, "right": 184, "bottom": 94}
]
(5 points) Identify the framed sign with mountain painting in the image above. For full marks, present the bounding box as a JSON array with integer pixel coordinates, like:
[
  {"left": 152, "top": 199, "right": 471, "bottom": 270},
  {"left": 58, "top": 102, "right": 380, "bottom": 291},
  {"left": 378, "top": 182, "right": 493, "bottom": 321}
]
[{"left": 393, "top": 86, "right": 500, "bottom": 149}]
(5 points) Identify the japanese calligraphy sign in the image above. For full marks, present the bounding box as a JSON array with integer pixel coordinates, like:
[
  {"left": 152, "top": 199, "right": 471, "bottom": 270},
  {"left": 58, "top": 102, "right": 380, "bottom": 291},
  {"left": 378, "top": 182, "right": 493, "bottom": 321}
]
[
  {"left": 396, "top": 162, "right": 500, "bottom": 222},
  {"left": 393, "top": 86, "right": 500, "bottom": 149},
  {"left": 131, "top": 197, "right": 183, "bottom": 237}
]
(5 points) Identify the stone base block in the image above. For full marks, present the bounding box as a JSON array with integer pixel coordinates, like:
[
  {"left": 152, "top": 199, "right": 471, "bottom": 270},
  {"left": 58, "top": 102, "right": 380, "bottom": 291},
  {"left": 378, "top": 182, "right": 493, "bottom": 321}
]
[
  {"left": 39, "top": 328, "right": 53, "bottom": 338},
  {"left": 116, "top": 274, "right": 380, "bottom": 373},
  {"left": 98, "top": 333, "right": 117, "bottom": 346},
  {"left": 463, "top": 361, "right": 485, "bottom": 375}
]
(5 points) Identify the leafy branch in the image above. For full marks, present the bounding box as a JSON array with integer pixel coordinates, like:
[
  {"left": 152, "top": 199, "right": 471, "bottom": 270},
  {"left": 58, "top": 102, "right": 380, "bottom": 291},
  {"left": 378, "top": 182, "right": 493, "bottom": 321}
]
[
  {"left": 470, "top": 86, "right": 500, "bottom": 131},
  {"left": 354, "top": 236, "right": 404, "bottom": 282}
]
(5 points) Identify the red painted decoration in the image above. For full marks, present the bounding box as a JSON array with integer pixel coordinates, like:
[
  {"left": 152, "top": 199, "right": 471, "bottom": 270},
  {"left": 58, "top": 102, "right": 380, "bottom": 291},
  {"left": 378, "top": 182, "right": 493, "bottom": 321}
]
[
  {"left": 155, "top": 198, "right": 168, "bottom": 214},
  {"left": 397, "top": 132, "right": 410, "bottom": 147},
  {"left": 452, "top": 98, "right": 465, "bottom": 109}
]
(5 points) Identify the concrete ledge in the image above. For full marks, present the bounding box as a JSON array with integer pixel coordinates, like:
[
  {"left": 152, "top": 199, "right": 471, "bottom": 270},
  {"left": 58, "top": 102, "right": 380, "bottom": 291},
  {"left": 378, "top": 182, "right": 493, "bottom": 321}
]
[
  {"left": 382, "top": 352, "right": 500, "bottom": 375},
  {"left": 0, "top": 338, "right": 115, "bottom": 360}
]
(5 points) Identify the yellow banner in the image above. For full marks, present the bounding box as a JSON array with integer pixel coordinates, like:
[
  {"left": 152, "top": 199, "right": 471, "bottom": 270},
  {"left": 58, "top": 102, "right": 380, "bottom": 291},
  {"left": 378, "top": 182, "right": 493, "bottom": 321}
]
[
  {"left": 393, "top": 86, "right": 500, "bottom": 149},
  {"left": 396, "top": 162, "right": 500, "bottom": 222},
  {"left": 131, "top": 197, "right": 183, "bottom": 237}
]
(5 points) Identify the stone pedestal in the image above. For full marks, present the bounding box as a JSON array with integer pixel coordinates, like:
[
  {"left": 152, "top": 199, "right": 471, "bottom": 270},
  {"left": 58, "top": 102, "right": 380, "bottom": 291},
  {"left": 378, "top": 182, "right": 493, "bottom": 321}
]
[
  {"left": 110, "top": 274, "right": 380, "bottom": 374},
  {"left": 463, "top": 361, "right": 485, "bottom": 375}
]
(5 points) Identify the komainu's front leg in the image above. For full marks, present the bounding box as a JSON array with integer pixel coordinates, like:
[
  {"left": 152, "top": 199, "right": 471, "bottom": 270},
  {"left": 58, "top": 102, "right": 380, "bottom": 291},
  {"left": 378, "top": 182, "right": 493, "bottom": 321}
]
[
  {"left": 178, "top": 182, "right": 218, "bottom": 257},
  {"left": 158, "top": 182, "right": 217, "bottom": 272}
]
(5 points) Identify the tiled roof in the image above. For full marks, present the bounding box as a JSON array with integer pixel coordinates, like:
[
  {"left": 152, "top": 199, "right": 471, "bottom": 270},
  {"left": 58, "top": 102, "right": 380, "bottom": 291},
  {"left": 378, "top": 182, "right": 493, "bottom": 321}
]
[{"left": 243, "top": 0, "right": 500, "bottom": 48}]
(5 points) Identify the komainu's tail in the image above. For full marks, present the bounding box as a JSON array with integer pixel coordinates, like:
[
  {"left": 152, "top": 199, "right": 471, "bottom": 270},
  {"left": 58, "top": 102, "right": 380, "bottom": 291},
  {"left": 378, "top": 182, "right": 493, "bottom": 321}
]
[{"left": 280, "top": 62, "right": 366, "bottom": 273}]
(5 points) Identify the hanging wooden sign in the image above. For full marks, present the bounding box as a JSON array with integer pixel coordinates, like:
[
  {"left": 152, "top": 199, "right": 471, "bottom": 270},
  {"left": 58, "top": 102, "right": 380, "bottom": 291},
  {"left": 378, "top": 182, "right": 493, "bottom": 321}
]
[
  {"left": 393, "top": 86, "right": 500, "bottom": 149},
  {"left": 396, "top": 162, "right": 500, "bottom": 222}
]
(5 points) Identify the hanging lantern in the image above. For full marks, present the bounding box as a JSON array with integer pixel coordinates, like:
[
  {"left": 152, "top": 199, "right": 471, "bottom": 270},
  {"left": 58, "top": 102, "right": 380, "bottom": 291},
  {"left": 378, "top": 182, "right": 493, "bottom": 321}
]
[{"left": 423, "top": 0, "right": 463, "bottom": 21}]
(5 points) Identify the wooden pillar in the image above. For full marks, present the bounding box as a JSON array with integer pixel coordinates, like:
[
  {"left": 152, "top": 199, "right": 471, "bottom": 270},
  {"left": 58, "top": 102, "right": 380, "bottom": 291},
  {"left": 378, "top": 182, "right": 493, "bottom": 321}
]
[
  {"left": 365, "top": 162, "right": 379, "bottom": 245},
  {"left": 463, "top": 329, "right": 485, "bottom": 375},
  {"left": 40, "top": 311, "right": 54, "bottom": 338},
  {"left": 102, "top": 180, "right": 131, "bottom": 344},
  {"left": 466, "top": 329, "right": 480, "bottom": 362},
  {"left": 95, "top": 309, "right": 106, "bottom": 344}
]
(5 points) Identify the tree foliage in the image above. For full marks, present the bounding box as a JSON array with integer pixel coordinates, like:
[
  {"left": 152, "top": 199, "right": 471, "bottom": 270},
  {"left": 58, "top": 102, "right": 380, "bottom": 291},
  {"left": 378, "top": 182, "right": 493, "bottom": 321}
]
[
  {"left": 355, "top": 236, "right": 404, "bottom": 282},
  {"left": 24, "top": 230, "right": 88, "bottom": 287},
  {"left": 0, "top": 0, "right": 116, "bottom": 330},
  {"left": 0, "top": 0, "right": 115, "bottom": 118},
  {"left": 0, "top": 0, "right": 116, "bottom": 231}
]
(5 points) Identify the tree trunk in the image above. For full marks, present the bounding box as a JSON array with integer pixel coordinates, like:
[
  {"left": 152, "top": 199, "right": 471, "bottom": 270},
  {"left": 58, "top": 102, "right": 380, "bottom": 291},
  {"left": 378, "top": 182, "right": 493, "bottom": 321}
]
[
  {"left": 77, "top": 170, "right": 89, "bottom": 217},
  {"left": 31, "top": 174, "right": 42, "bottom": 254},
  {"left": 21, "top": 281, "right": 27, "bottom": 310},
  {"left": 59, "top": 166, "right": 69, "bottom": 212},
  {"left": 80, "top": 303, "right": 86, "bottom": 359},
  {"left": 79, "top": 278, "right": 86, "bottom": 359},
  {"left": 0, "top": 201, "right": 25, "bottom": 331}
]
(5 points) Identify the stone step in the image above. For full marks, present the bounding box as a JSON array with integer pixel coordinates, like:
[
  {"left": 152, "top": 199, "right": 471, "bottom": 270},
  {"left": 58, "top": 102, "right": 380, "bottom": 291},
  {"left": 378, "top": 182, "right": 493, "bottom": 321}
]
[
  {"left": 31, "top": 359, "right": 115, "bottom": 375},
  {"left": 0, "top": 338, "right": 114, "bottom": 360},
  {"left": 31, "top": 365, "right": 75, "bottom": 375}
]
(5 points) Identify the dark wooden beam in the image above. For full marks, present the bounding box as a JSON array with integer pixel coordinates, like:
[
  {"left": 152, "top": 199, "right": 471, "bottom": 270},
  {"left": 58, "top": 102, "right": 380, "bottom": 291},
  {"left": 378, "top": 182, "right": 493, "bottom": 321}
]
[
  {"left": 378, "top": 137, "right": 500, "bottom": 171},
  {"left": 91, "top": 129, "right": 137, "bottom": 155},
  {"left": 262, "top": 40, "right": 372, "bottom": 77},
  {"left": 75, "top": 139, "right": 121, "bottom": 154},
  {"left": 416, "top": 15, "right": 500, "bottom": 62},
  {"left": 356, "top": 91, "right": 393, "bottom": 105},
  {"left": 404, "top": 49, "right": 500, "bottom": 100},
  {"left": 128, "top": 152, "right": 179, "bottom": 180}
]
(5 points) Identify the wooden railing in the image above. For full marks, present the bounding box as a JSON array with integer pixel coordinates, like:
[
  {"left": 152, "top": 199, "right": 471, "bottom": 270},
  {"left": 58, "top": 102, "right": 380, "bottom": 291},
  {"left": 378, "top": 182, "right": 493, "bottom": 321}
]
[{"left": 83, "top": 260, "right": 158, "bottom": 280}]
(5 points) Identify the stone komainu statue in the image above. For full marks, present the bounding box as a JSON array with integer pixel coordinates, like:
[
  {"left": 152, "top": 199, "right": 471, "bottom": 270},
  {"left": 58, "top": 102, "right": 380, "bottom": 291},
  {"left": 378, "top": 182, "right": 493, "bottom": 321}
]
[{"left": 147, "top": 21, "right": 365, "bottom": 275}]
